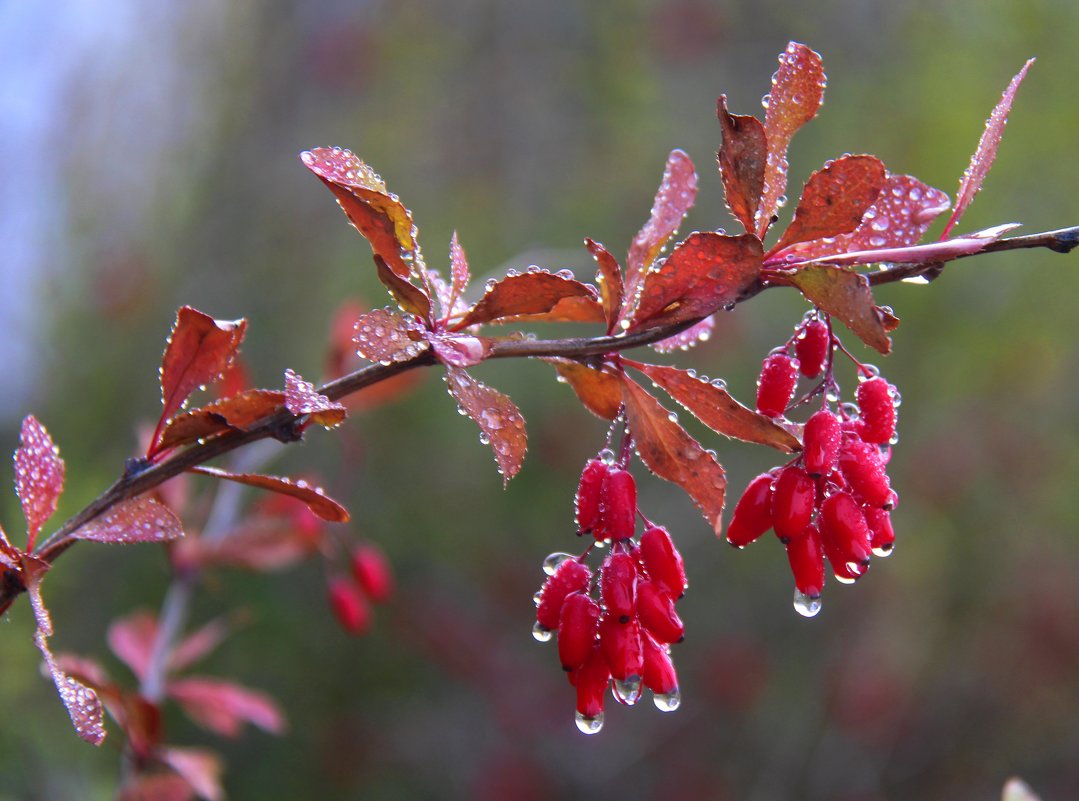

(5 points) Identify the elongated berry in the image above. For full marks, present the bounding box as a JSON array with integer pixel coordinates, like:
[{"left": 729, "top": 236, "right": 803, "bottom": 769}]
[
  {"left": 785, "top": 524, "right": 825, "bottom": 598},
  {"left": 601, "top": 550, "right": 638, "bottom": 622},
  {"left": 771, "top": 466, "right": 816, "bottom": 542},
  {"left": 571, "top": 643, "right": 610, "bottom": 733},
  {"left": 350, "top": 542, "right": 394, "bottom": 604},
  {"left": 756, "top": 352, "right": 799, "bottom": 418},
  {"left": 838, "top": 437, "right": 891, "bottom": 507},
  {"left": 599, "top": 614, "right": 644, "bottom": 681},
  {"left": 863, "top": 506, "right": 896, "bottom": 556},
  {"left": 856, "top": 377, "right": 897, "bottom": 444},
  {"left": 559, "top": 592, "right": 601, "bottom": 671},
  {"left": 636, "top": 580, "right": 685, "bottom": 644},
  {"left": 823, "top": 531, "right": 869, "bottom": 584},
  {"left": 639, "top": 525, "right": 687, "bottom": 597},
  {"left": 327, "top": 577, "right": 372, "bottom": 635},
  {"left": 803, "top": 410, "right": 842, "bottom": 477},
  {"left": 576, "top": 459, "right": 610, "bottom": 536},
  {"left": 641, "top": 633, "right": 679, "bottom": 697},
  {"left": 819, "top": 491, "right": 872, "bottom": 568},
  {"left": 536, "top": 559, "right": 591, "bottom": 631},
  {"left": 602, "top": 468, "right": 637, "bottom": 542},
  {"left": 795, "top": 318, "right": 830, "bottom": 378},
  {"left": 726, "top": 473, "right": 774, "bottom": 548}
]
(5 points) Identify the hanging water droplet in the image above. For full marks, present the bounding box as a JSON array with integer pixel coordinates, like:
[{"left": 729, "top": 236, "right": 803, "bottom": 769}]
[
  {"left": 667, "top": 412, "right": 679, "bottom": 424},
  {"left": 653, "top": 689, "right": 681, "bottom": 712},
  {"left": 825, "top": 388, "right": 840, "bottom": 403},
  {"left": 532, "top": 622, "right": 553, "bottom": 642},
  {"left": 710, "top": 378, "right": 727, "bottom": 390},
  {"left": 598, "top": 448, "right": 617, "bottom": 464},
  {"left": 793, "top": 589, "right": 822, "bottom": 617},
  {"left": 543, "top": 552, "right": 573, "bottom": 575},
  {"left": 575, "top": 711, "right": 604, "bottom": 734},
  {"left": 872, "top": 543, "right": 894, "bottom": 558},
  {"left": 612, "top": 676, "right": 643, "bottom": 706},
  {"left": 859, "top": 364, "right": 880, "bottom": 380}
]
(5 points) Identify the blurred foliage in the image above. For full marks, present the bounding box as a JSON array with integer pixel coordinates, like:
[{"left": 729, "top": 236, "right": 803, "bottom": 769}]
[{"left": 2, "top": 0, "right": 1079, "bottom": 799}]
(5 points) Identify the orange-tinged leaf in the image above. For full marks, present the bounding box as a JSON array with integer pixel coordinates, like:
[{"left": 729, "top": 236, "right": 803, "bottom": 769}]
[
  {"left": 189, "top": 467, "right": 350, "bottom": 522},
  {"left": 759, "top": 42, "right": 826, "bottom": 237},
  {"left": 628, "top": 232, "right": 762, "bottom": 331},
  {"left": 632, "top": 362, "right": 801, "bottom": 452},
  {"left": 14, "top": 415, "right": 65, "bottom": 549},
  {"left": 168, "top": 677, "right": 286, "bottom": 738},
  {"left": 456, "top": 270, "right": 602, "bottom": 328},
  {"left": 352, "top": 307, "right": 430, "bottom": 365},
  {"left": 543, "top": 358, "right": 623, "bottom": 420},
  {"left": 625, "top": 149, "right": 698, "bottom": 305},
  {"left": 158, "top": 390, "right": 286, "bottom": 451},
  {"left": 284, "top": 369, "right": 346, "bottom": 428},
  {"left": 621, "top": 376, "right": 726, "bottom": 536},
  {"left": 771, "top": 155, "right": 886, "bottom": 253},
  {"left": 72, "top": 497, "right": 184, "bottom": 545},
  {"left": 717, "top": 95, "right": 767, "bottom": 234},
  {"left": 300, "top": 147, "right": 418, "bottom": 279},
  {"left": 374, "top": 255, "right": 431, "bottom": 320},
  {"left": 790, "top": 264, "right": 892, "bottom": 354},
  {"left": 444, "top": 367, "right": 527, "bottom": 486},
  {"left": 943, "top": 59, "right": 1034, "bottom": 238},
  {"left": 584, "top": 238, "right": 623, "bottom": 327}
]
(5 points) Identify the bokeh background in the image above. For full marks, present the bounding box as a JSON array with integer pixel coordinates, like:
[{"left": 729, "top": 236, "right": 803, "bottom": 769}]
[{"left": 2, "top": 1, "right": 1079, "bottom": 799}]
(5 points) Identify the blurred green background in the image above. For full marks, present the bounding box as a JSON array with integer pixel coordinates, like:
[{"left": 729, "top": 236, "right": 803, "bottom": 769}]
[{"left": 2, "top": 1, "right": 1079, "bottom": 799}]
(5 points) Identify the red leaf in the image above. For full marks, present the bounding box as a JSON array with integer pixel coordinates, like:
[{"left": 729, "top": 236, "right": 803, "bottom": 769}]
[
  {"left": 651, "top": 315, "right": 714, "bottom": 353},
  {"left": 188, "top": 518, "right": 322, "bottom": 572},
  {"left": 444, "top": 367, "right": 527, "bottom": 485},
  {"left": 429, "top": 333, "right": 492, "bottom": 368},
  {"left": 628, "top": 232, "right": 762, "bottom": 331},
  {"left": 214, "top": 357, "right": 250, "bottom": 402},
  {"left": 375, "top": 255, "right": 432, "bottom": 321},
  {"left": 776, "top": 174, "right": 951, "bottom": 261},
  {"left": 449, "top": 231, "right": 470, "bottom": 310},
  {"left": 352, "top": 307, "right": 430, "bottom": 365},
  {"left": 107, "top": 610, "right": 158, "bottom": 681},
  {"left": 300, "top": 147, "right": 419, "bottom": 279},
  {"left": 621, "top": 376, "right": 727, "bottom": 536},
  {"left": 158, "top": 390, "right": 286, "bottom": 451},
  {"left": 153, "top": 307, "right": 247, "bottom": 455},
  {"left": 14, "top": 415, "right": 65, "bottom": 549},
  {"left": 170, "top": 616, "right": 231, "bottom": 673},
  {"left": 631, "top": 362, "right": 801, "bottom": 452},
  {"left": 189, "top": 467, "right": 350, "bottom": 522},
  {"left": 455, "top": 270, "right": 603, "bottom": 328},
  {"left": 72, "top": 497, "right": 184, "bottom": 545},
  {"left": 168, "top": 677, "right": 286, "bottom": 738},
  {"left": 624, "top": 149, "right": 698, "bottom": 306},
  {"left": 284, "top": 369, "right": 347, "bottom": 428},
  {"left": 759, "top": 42, "right": 826, "bottom": 237},
  {"left": 543, "top": 358, "right": 623, "bottom": 420},
  {"left": 943, "top": 59, "right": 1034, "bottom": 238},
  {"left": 160, "top": 747, "right": 223, "bottom": 801},
  {"left": 119, "top": 774, "right": 197, "bottom": 801},
  {"left": 790, "top": 264, "right": 892, "bottom": 354},
  {"left": 584, "top": 238, "right": 623, "bottom": 328},
  {"left": 770, "top": 155, "right": 887, "bottom": 253},
  {"left": 716, "top": 95, "right": 768, "bottom": 234}
]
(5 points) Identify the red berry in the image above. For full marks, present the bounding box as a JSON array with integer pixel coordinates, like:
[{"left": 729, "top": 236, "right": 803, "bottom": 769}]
[
  {"left": 756, "top": 352, "right": 799, "bottom": 418},
  {"left": 771, "top": 466, "right": 816, "bottom": 542},
  {"left": 570, "top": 644, "right": 610, "bottom": 731},
  {"left": 575, "top": 459, "right": 610, "bottom": 536},
  {"left": 601, "top": 550, "right": 638, "bottom": 623},
  {"left": 819, "top": 491, "right": 872, "bottom": 568},
  {"left": 726, "top": 473, "right": 775, "bottom": 548},
  {"left": 350, "top": 542, "right": 394, "bottom": 604},
  {"left": 599, "top": 614, "right": 644, "bottom": 682},
  {"left": 636, "top": 580, "right": 685, "bottom": 644},
  {"left": 601, "top": 468, "right": 637, "bottom": 542},
  {"left": 795, "top": 318, "right": 830, "bottom": 378},
  {"left": 863, "top": 506, "right": 895, "bottom": 555},
  {"left": 803, "top": 410, "right": 842, "bottom": 477},
  {"left": 536, "top": 559, "right": 591, "bottom": 631},
  {"left": 558, "top": 592, "right": 601, "bottom": 671},
  {"left": 823, "top": 531, "right": 869, "bottom": 583},
  {"left": 638, "top": 525, "right": 687, "bottom": 597},
  {"left": 838, "top": 436, "right": 892, "bottom": 507},
  {"left": 327, "top": 577, "right": 371, "bottom": 635},
  {"left": 786, "top": 524, "right": 825, "bottom": 600},
  {"left": 641, "top": 633, "right": 679, "bottom": 698},
  {"left": 855, "top": 377, "right": 897, "bottom": 444}
]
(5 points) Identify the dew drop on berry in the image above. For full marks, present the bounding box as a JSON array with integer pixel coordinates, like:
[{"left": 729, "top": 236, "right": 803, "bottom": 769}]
[
  {"left": 793, "top": 589, "right": 822, "bottom": 618},
  {"left": 575, "top": 711, "right": 604, "bottom": 735},
  {"left": 543, "top": 552, "right": 574, "bottom": 576},
  {"left": 597, "top": 448, "right": 617, "bottom": 465},
  {"left": 653, "top": 689, "right": 681, "bottom": 712},
  {"left": 612, "top": 676, "right": 643, "bottom": 706},
  {"left": 532, "top": 622, "right": 553, "bottom": 642},
  {"left": 872, "top": 543, "right": 894, "bottom": 558}
]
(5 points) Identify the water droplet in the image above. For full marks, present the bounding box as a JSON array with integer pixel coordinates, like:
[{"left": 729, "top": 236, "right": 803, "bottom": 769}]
[
  {"left": 300, "top": 151, "right": 315, "bottom": 165},
  {"left": 793, "top": 589, "right": 822, "bottom": 617},
  {"left": 872, "top": 544, "right": 894, "bottom": 558},
  {"left": 543, "top": 552, "right": 573, "bottom": 575},
  {"left": 825, "top": 388, "right": 840, "bottom": 403},
  {"left": 667, "top": 412, "right": 679, "bottom": 424},
  {"left": 532, "top": 622, "right": 553, "bottom": 642},
  {"left": 612, "top": 676, "right": 642, "bottom": 706},
  {"left": 654, "top": 689, "right": 681, "bottom": 712},
  {"left": 859, "top": 364, "right": 880, "bottom": 380},
  {"left": 710, "top": 378, "right": 727, "bottom": 390},
  {"left": 598, "top": 448, "right": 617, "bottom": 464},
  {"left": 575, "top": 711, "right": 604, "bottom": 734}
]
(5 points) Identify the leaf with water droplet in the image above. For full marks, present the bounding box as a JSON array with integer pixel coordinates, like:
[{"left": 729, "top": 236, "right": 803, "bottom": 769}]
[
  {"left": 444, "top": 367, "right": 527, "bottom": 486},
  {"left": 790, "top": 264, "right": 892, "bottom": 354},
  {"left": 72, "top": 497, "right": 184, "bottom": 545},
  {"left": 301, "top": 147, "right": 419, "bottom": 280},
  {"left": 621, "top": 376, "right": 726, "bottom": 536},
  {"left": 352, "top": 307, "right": 430, "bottom": 366},
  {"left": 543, "top": 358, "right": 623, "bottom": 420},
  {"left": 631, "top": 362, "right": 800, "bottom": 452},
  {"left": 189, "top": 466, "right": 350, "bottom": 522},
  {"left": 158, "top": 389, "right": 287, "bottom": 451},
  {"left": 628, "top": 233, "right": 762, "bottom": 331},
  {"left": 943, "top": 59, "right": 1034, "bottom": 238},
  {"left": 168, "top": 677, "right": 286, "bottom": 739},
  {"left": 716, "top": 95, "right": 767, "bottom": 235},
  {"left": 448, "top": 231, "right": 470, "bottom": 311},
  {"left": 374, "top": 255, "right": 432, "bottom": 321},
  {"left": 429, "top": 333, "right": 492, "bottom": 368},
  {"left": 759, "top": 42, "right": 826, "bottom": 237},
  {"left": 14, "top": 415, "right": 65, "bottom": 550},
  {"left": 584, "top": 238, "right": 624, "bottom": 328},
  {"left": 770, "top": 155, "right": 886, "bottom": 253},
  {"left": 455, "top": 270, "right": 603, "bottom": 328},
  {"left": 651, "top": 315, "right": 714, "bottom": 354},
  {"left": 284, "top": 369, "right": 347, "bottom": 428}
]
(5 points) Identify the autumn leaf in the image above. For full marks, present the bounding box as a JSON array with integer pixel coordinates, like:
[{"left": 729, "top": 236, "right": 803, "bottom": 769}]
[
  {"left": 160, "top": 747, "right": 223, "bottom": 801},
  {"left": 429, "top": 333, "right": 492, "bottom": 368},
  {"left": 628, "top": 232, "right": 762, "bottom": 331},
  {"left": 374, "top": 255, "right": 432, "bottom": 321},
  {"left": 631, "top": 362, "right": 801, "bottom": 452},
  {"left": 621, "top": 375, "right": 727, "bottom": 536},
  {"left": 158, "top": 390, "right": 286, "bottom": 451},
  {"left": 790, "top": 264, "right": 892, "bottom": 354},
  {"left": 107, "top": 610, "right": 159, "bottom": 682},
  {"left": 449, "top": 231, "right": 470, "bottom": 310},
  {"left": 189, "top": 467, "right": 350, "bottom": 522},
  {"left": 168, "top": 677, "right": 286, "bottom": 738},
  {"left": 444, "top": 367, "right": 527, "bottom": 485},
  {"left": 71, "top": 497, "right": 184, "bottom": 545},
  {"left": 770, "top": 155, "right": 886, "bottom": 254},
  {"left": 352, "top": 307, "right": 430, "bottom": 365},
  {"left": 651, "top": 315, "right": 714, "bottom": 354},
  {"left": 284, "top": 369, "right": 347, "bottom": 428},
  {"left": 455, "top": 270, "right": 603, "bottom": 328},
  {"left": 716, "top": 95, "right": 768, "bottom": 234},
  {"left": 544, "top": 358, "right": 623, "bottom": 420},
  {"left": 14, "top": 415, "right": 65, "bottom": 549},
  {"left": 584, "top": 238, "right": 624, "bottom": 328}
]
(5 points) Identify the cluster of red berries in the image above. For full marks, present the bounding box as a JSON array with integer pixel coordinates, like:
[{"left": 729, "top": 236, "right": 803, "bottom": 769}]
[
  {"left": 533, "top": 454, "right": 687, "bottom": 734},
  {"left": 729, "top": 313, "right": 900, "bottom": 616},
  {"left": 327, "top": 541, "right": 395, "bottom": 635}
]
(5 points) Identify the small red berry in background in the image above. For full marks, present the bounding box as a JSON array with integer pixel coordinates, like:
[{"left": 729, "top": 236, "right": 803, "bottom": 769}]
[
  {"left": 350, "top": 542, "right": 394, "bottom": 603},
  {"left": 328, "top": 577, "right": 372, "bottom": 635}
]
